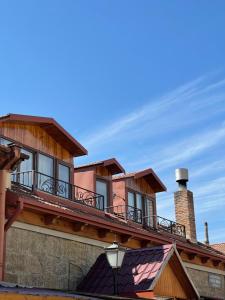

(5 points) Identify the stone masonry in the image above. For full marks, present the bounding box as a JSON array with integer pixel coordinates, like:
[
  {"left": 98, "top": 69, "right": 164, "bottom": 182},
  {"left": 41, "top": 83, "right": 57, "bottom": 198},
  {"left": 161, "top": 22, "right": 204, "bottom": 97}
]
[
  {"left": 5, "top": 226, "right": 104, "bottom": 290},
  {"left": 186, "top": 267, "right": 225, "bottom": 299},
  {"left": 174, "top": 190, "right": 197, "bottom": 242}
]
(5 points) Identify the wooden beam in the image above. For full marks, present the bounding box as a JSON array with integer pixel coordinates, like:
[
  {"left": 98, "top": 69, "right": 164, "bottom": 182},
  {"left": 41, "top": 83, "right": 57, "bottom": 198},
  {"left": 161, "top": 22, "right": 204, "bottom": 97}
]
[
  {"left": 72, "top": 222, "right": 88, "bottom": 232},
  {"left": 43, "top": 214, "right": 59, "bottom": 225},
  {"left": 200, "top": 257, "right": 209, "bottom": 264},
  {"left": 188, "top": 253, "right": 196, "bottom": 261},
  {"left": 212, "top": 260, "right": 221, "bottom": 267},
  {"left": 120, "top": 234, "right": 131, "bottom": 244},
  {"left": 97, "top": 229, "right": 108, "bottom": 239},
  {"left": 140, "top": 240, "right": 149, "bottom": 248}
]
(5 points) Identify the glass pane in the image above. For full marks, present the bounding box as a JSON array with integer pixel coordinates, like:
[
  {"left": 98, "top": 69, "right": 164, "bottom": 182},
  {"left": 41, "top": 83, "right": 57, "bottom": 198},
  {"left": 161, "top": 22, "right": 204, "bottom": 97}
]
[
  {"left": 37, "top": 154, "right": 54, "bottom": 193},
  {"left": 128, "top": 192, "right": 135, "bottom": 207},
  {"left": 96, "top": 180, "right": 108, "bottom": 210},
  {"left": 136, "top": 193, "right": 142, "bottom": 223},
  {"left": 128, "top": 192, "right": 135, "bottom": 221},
  {"left": 11, "top": 149, "right": 33, "bottom": 188},
  {"left": 0, "top": 137, "right": 12, "bottom": 145},
  {"left": 58, "top": 164, "right": 70, "bottom": 198},
  {"left": 145, "top": 198, "right": 154, "bottom": 227},
  {"left": 20, "top": 149, "right": 33, "bottom": 187}
]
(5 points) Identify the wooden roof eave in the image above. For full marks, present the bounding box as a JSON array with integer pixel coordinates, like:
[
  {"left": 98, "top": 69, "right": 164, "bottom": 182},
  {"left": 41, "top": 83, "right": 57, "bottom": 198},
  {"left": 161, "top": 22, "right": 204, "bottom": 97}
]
[{"left": 0, "top": 114, "right": 87, "bottom": 157}]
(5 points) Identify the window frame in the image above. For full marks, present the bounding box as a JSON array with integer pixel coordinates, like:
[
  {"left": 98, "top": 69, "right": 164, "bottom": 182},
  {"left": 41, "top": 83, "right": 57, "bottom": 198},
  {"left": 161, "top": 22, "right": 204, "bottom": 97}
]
[
  {"left": 96, "top": 176, "right": 110, "bottom": 209},
  {"left": 126, "top": 187, "right": 155, "bottom": 224}
]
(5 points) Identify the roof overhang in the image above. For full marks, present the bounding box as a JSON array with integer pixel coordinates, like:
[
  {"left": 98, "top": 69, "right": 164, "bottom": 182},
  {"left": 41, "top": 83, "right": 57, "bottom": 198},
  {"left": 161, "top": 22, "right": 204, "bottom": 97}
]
[
  {"left": 113, "top": 168, "right": 166, "bottom": 193},
  {"left": 75, "top": 158, "right": 125, "bottom": 175},
  {"left": 0, "top": 114, "right": 87, "bottom": 157},
  {"left": 134, "top": 168, "right": 166, "bottom": 193}
]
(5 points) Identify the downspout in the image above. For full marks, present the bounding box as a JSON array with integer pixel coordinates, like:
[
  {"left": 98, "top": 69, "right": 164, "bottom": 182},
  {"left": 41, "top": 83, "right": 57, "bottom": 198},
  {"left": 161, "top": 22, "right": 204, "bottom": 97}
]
[
  {"left": 0, "top": 170, "right": 11, "bottom": 280},
  {"left": 0, "top": 144, "right": 28, "bottom": 281}
]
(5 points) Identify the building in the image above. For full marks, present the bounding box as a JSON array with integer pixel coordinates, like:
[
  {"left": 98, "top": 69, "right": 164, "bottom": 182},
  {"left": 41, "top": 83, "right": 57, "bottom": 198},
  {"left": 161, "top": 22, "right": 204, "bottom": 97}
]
[
  {"left": 0, "top": 113, "right": 225, "bottom": 299},
  {"left": 211, "top": 244, "right": 225, "bottom": 255}
]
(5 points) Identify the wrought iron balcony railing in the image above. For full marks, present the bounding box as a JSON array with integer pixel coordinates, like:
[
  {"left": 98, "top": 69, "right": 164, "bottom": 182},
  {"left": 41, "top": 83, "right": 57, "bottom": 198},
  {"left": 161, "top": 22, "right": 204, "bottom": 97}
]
[
  {"left": 106, "top": 205, "right": 143, "bottom": 224},
  {"left": 106, "top": 205, "right": 186, "bottom": 238},
  {"left": 11, "top": 170, "right": 105, "bottom": 211},
  {"left": 143, "top": 215, "right": 186, "bottom": 238}
]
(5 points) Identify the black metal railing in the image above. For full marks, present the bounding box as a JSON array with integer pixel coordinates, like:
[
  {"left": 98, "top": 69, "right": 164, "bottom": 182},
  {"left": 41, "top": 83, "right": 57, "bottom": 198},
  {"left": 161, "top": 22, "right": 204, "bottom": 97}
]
[
  {"left": 143, "top": 215, "right": 186, "bottom": 238},
  {"left": 106, "top": 204, "right": 186, "bottom": 238},
  {"left": 11, "top": 170, "right": 104, "bottom": 211},
  {"left": 106, "top": 205, "right": 143, "bottom": 224}
]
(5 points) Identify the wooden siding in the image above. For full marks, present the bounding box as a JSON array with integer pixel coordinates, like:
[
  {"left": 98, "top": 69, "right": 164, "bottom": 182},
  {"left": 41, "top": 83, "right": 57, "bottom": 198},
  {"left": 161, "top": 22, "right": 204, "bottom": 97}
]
[
  {"left": 154, "top": 262, "right": 188, "bottom": 299},
  {"left": 126, "top": 177, "right": 155, "bottom": 196},
  {"left": 96, "top": 166, "right": 111, "bottom": 178},
  {"left": 0, "top": 122, "right": 73, "bottom": 163}
]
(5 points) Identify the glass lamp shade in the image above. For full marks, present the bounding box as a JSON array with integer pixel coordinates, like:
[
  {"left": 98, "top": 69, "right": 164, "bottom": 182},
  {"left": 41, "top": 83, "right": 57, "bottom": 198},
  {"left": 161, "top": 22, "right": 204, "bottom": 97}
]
[{"left": 105, "top": 242, "right": 126, "bottom": 269}]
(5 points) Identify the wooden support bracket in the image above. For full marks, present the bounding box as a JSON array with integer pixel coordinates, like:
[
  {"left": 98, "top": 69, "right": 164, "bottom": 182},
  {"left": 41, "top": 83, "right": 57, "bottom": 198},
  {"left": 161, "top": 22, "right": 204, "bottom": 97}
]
[
  {"left": 97, "top": 229, "right": 108, "bottom": 239},
  {"left": 44, "top": 214, "right": 59, "bottom": 225}
]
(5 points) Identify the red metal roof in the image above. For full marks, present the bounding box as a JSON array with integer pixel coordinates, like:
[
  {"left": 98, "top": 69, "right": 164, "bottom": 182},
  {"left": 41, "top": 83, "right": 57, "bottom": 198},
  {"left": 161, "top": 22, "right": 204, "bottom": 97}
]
[
  {"left": 211, "top": 243, "right": 225, "bottom": 254},
  {"left": 78, "top": 245, "right": 173, "bottom": 295},
  {"left": 0, "top": 113, "right": 87, "bottom": 157}
]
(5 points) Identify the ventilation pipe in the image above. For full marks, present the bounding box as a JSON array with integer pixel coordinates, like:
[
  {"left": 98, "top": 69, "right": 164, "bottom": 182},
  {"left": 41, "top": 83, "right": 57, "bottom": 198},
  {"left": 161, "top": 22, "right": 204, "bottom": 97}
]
[{"left": 204, "top": 222, "right": 209, "bottom": 245}]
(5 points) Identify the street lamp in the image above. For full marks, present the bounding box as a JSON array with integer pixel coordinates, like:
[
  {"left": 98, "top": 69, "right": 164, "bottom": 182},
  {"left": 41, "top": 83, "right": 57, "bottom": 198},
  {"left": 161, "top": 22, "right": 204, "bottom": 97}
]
[{"left": 105, "top": 242, "right": 126, "bottom": 295}]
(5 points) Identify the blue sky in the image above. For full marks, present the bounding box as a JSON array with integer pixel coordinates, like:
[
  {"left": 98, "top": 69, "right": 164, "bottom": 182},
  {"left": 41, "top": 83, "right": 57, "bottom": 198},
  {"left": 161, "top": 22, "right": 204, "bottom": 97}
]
[{"left": 0, "top": 1, "right": 225, "bottom": 243}]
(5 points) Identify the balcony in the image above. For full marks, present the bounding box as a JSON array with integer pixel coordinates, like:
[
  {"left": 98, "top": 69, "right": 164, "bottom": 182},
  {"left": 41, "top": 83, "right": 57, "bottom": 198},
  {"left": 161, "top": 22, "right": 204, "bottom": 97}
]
[
  {"left": 107, "top": 205, "right": 186, "bottom": 238},
  {"left": 143, "top": 215, "right": 186, "bottom": 238},
  {"left": 11, "top": 170, "right": 104, "bottom": 211},
  {"left": 106, "top": 205, "right": 143, "bottom": 224}
]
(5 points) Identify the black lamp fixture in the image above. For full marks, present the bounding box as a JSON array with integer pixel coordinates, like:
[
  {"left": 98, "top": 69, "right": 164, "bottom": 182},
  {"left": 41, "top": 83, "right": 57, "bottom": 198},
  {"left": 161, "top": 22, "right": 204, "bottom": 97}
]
[{"left": 105, "top": 241, "right": 126, "bottom": 295}]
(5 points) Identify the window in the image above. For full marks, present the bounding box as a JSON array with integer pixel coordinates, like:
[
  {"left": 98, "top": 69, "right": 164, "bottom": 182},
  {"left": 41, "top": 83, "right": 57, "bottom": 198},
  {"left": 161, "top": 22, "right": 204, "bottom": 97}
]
[
  {"left": 128, "top": 191, "right": 142, "bottom": 223},
  {"left": 144, "top": 198, "right": 154, "bottom": 227},
  {"left": 58, "top": 163, "right": 70, "bottom": 198},
  {"left": 0, "top": 137, "right": 12, "bottom": 145},
  {"left": 96, "top": 180, "right": 108, "bottom": 210},
  {"left": 37, "top": 154, "right": 54, "bottom": 192},
  {"left": 136, "top": 193, "right": 143, "bottom": 223},
  {"left": 19, "top": 149, "right": 33, "bottom": 187}
]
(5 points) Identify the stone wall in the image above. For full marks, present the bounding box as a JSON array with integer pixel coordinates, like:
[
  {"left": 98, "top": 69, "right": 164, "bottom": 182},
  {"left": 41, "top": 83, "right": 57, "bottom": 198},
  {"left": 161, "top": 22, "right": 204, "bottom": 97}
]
[
  {"left": 186, "top": 267, "right": 225, "bottom": 299},
  {"left": 5, "top": 225, "right": 104, "bottom": 290}
]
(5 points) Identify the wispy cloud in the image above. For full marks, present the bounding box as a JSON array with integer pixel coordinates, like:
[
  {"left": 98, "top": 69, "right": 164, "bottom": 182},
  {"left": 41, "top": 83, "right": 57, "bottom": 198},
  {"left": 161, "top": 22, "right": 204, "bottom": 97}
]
[
  {"left": 82, "top": 74, "right": 207, "bottom": 148},
  {"left": 79, "top": 72, "right": 225, "bottom": 243},
  {"left": 152, "top": 124, "right": 225, "bottom": 171},
  {"left": 82, "top": 73, "right": 225, "bottom": 154}
]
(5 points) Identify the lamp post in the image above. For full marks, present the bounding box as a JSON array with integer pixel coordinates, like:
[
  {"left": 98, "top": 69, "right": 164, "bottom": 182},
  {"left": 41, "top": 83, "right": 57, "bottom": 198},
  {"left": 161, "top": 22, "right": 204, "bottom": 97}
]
[{"left": 105, "top": 242, "right": 126, "bottom": 295}]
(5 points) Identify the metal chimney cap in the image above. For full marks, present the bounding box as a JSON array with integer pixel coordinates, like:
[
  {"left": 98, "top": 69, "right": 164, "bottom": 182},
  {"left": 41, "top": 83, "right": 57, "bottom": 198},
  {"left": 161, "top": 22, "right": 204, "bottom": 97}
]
[{"left": 175, "top": 168, "right": 189, "bottom": 182}]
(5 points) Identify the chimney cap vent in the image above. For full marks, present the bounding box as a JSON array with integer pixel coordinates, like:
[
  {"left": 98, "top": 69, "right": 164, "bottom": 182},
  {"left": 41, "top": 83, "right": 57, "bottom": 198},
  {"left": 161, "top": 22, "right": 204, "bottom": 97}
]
[{"left": 175, "top": 168, "right": 189, "bottom": 182}]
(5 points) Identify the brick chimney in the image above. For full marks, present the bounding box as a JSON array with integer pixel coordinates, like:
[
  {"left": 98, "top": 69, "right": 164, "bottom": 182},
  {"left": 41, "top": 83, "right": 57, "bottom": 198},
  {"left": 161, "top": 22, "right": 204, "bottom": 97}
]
[{"left": 174, "top": 168, "right": 197, "bottom": 242}]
